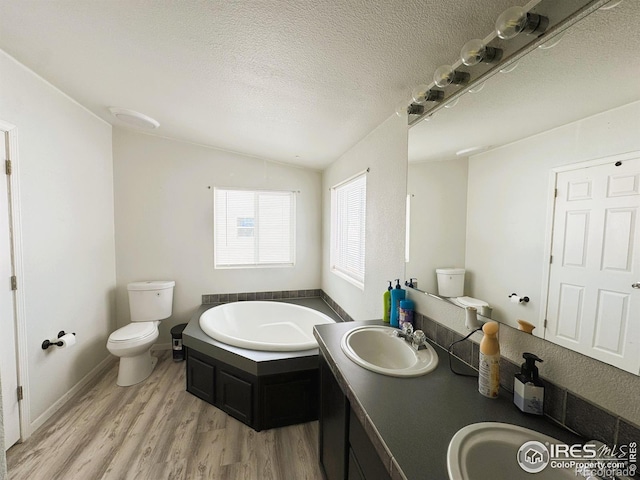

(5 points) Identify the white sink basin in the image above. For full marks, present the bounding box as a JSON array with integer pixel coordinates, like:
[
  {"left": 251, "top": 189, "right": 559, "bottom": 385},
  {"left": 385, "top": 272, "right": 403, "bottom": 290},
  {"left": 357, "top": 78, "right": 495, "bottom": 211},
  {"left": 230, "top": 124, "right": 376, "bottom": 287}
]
[
  {"left": 448, "top": 422, "right": 576, "bottom": 480},
  {"left": 340, "top": 325, "right": 438, "bottom": 377}
]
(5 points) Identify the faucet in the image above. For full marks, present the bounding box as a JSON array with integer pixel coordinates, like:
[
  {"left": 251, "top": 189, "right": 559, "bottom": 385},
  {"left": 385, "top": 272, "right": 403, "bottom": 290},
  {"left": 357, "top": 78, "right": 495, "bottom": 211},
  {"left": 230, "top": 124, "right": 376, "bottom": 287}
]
[{"left": 395, "top": 324, "right": 428, "bottom": 350}]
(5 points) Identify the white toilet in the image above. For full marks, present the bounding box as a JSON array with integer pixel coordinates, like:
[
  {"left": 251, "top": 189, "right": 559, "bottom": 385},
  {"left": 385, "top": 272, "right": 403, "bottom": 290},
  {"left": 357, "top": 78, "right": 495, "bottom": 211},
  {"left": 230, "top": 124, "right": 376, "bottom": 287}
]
[{"left": 107, "top": 280, "right": 175, "bottom": 386}]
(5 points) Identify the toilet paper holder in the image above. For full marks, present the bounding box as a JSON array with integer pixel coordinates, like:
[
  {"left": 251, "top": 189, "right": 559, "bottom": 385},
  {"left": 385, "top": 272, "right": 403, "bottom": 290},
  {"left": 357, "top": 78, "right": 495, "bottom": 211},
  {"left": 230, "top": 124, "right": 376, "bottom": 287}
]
[
  {"left": 42, "top": 331, "right": 76, "bottom": 350},
  {"left": 509, "top": 293, "right": 530, "bottom": 303}
]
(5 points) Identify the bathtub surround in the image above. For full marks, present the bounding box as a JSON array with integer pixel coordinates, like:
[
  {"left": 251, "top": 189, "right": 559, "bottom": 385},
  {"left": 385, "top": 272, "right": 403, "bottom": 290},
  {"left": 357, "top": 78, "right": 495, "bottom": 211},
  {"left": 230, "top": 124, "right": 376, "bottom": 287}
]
[
  {"left": 0, "top": 49, "right": 116, "bottom": 436},
  {"left": 113, "top": 128, "right": 323, "bottom": 345},
  {"left": 201, "top": 289, "right": 354, "bottom": 323},
  {"left": 183, "top": 298, "right": 342, "bottom": 431}
]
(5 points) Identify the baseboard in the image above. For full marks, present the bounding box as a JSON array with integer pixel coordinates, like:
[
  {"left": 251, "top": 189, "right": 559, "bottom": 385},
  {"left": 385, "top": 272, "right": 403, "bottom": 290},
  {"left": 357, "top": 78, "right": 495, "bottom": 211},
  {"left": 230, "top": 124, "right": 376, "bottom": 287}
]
[
  {"left": 151, "top": 342, "right": 171, "bottom": 351},
  {"left": 29, "top": 355, "right": 116, "bottom": 435}
]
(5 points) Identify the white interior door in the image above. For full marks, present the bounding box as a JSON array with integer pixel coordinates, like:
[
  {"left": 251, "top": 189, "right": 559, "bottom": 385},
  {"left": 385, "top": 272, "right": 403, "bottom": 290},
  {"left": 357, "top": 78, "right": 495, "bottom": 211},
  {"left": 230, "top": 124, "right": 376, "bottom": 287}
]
[
  {"left": 1, "top": 130, "right": 20, "bottom": 449},
  {"left": 545, "top": 154, "right": 640, "bottom": 374}
]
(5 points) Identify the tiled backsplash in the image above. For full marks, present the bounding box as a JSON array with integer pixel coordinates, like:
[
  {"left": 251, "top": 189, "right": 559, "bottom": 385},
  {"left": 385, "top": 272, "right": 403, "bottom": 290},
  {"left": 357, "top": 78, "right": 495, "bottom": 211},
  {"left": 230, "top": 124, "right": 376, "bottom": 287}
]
[
  {"left": 412, "top": 311, "right": 640, "bottom": 449},
  {"left": 198, "top": 289, "right": 639, "bottom": 448}
]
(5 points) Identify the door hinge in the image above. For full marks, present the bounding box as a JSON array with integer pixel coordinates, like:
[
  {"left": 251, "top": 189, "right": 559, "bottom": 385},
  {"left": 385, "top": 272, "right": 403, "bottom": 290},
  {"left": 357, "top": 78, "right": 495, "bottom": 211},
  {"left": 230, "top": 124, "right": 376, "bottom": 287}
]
[
  {"left": 17, "top": 386, "right": 23, "bottom": 401},
  {"left": 550, "top": 255, "right": 553, "bottom": 264},
  {"left": 554, "top": 188, "right": 558, "bottom": 197},
  {"left": 5, "top": 159, "right": 11, "bottom": 175},
  {"left": 11, "top": 275, "right": 17, "bottom": 290},
  {"left": 543, "top": 319, "right": 548, "bottom": 329}
]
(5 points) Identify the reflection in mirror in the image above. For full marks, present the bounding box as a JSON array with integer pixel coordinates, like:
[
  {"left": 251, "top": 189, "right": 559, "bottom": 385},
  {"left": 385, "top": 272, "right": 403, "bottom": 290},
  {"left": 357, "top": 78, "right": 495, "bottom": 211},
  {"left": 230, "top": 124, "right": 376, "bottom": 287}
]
[{"left": 405, "top": 1, "right": 640, "bottom": 373}]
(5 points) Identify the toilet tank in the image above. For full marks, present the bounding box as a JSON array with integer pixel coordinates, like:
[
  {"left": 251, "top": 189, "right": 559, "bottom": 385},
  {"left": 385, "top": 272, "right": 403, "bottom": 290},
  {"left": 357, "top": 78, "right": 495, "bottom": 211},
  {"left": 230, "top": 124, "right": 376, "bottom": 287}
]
[
  {"left": 435, "top": 268, "right": 465, "bottom": 297},
  {"left": 128, "top": 281, "right": 175, "bottom": 322}
]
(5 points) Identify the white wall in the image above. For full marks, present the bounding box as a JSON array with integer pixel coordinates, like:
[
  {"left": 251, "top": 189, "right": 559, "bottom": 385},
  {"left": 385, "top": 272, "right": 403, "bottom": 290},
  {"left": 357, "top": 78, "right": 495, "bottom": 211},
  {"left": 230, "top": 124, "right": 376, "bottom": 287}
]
[
  {"left": 112, "top": 128, "right": 322, "bottom": 342},
  {"left": 0, "top": 50, "right": 116, "bottom": 425},
  {"left": 466, "top": 100, "right": 640, "bottom": 328},
  {"left": 322, "top": 114, "right": 408, "bottom": 320},
  {"left": 411, "top": 101, "right": 640, "bottom": 425},
  {"left": 406, "top": 158, "right": 468, "bottom": 294}
]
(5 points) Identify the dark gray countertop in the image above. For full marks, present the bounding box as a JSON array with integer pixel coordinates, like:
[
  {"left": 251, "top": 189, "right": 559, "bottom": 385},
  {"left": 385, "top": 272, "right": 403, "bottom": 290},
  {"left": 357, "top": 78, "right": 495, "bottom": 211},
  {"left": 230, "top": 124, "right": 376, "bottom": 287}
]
[
  {"left": 314, "top": 321, "right": 583, "bottom": 480},
  {"left": 183, "top": 297, "right": 343, "bottom": 376}
]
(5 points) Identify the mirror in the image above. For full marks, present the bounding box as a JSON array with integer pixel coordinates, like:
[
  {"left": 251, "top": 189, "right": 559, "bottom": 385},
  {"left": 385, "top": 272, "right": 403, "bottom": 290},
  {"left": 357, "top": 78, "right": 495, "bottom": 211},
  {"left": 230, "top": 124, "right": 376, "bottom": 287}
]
[{"left": 406, "top": 1, "right": 640, "bottom": 339}]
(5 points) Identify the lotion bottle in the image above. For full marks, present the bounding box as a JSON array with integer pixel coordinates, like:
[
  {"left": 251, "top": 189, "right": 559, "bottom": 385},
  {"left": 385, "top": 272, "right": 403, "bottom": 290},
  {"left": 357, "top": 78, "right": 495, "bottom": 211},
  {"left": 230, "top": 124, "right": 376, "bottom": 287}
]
[
  {"left": 389, "top": 279, "right": 405, "bottom": 328},
  {"left": 478, "top": 321, "right": 500, "bottom": 398},
  {"left": 383, "top": 281, "right": 392, "bottom": 323}
]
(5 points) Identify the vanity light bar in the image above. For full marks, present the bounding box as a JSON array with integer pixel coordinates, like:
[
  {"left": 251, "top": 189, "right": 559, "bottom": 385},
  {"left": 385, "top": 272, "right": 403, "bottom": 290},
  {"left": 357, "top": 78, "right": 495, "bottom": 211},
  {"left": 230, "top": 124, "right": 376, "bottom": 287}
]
[{"left": 407, "top": 0, "right": 616, "bottom": 126}]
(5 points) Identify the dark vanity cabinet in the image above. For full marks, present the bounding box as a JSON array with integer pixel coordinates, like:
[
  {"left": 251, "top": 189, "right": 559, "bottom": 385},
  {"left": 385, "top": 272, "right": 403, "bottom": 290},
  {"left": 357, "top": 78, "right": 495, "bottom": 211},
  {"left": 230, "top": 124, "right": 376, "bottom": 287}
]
[
  {"left": 319, "top": 354, "right": 391, "bottom": 480},
  {"left": 186, "top": 347, "right": 319, "bottom": 431}
]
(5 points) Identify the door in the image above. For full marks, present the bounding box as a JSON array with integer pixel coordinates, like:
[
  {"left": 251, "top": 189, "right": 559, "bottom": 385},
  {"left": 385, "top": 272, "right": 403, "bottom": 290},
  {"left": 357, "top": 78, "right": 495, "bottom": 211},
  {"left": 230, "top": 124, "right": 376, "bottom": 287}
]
[
  {"left": 1, "top": 130, "right": 21, "bottom": 449},
  {"left": 545, "top": 154, "right": 640, "bottom": 373}
]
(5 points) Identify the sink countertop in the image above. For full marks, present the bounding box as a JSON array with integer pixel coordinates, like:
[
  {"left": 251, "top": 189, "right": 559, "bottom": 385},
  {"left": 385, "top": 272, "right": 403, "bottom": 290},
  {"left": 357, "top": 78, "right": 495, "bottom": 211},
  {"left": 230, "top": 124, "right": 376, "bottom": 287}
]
[{"left": 314, "top": 321, "right": 583, "bottom": 480}]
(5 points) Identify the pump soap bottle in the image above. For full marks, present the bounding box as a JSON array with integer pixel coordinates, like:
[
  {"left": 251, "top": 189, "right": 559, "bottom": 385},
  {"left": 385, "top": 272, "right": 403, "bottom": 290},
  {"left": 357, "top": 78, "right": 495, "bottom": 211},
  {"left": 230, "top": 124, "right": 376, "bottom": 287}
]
[
  {"left": 383, "top": 281, "right": 392, "bottom": 323},
  {"left": 478, "top": 321, "right": 500, "bottom": 399},
  {"left": 389, "top": 279, "right": 405, "bottom": 328},
  {"left": 514, "top": 353, "right": 544, "bottom": 415}
]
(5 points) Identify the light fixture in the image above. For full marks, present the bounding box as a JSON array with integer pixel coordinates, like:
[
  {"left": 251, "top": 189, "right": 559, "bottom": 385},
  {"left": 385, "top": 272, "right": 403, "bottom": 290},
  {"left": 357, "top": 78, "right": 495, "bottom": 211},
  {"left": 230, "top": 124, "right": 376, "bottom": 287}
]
[
  {"left": 495, "top": 6, "right": 549, "bottom": 39},
  {"left": 406, "top": 0, "right": 611, "bottom": 126},
  {"left": 499, "top": 62, "right": 519, "bottom": 73},
  {"left": 456, "top": 146, "right": 490, "bottom": 156},
  {"left": 434, "top": 65, "right": 470, "bottom": 87},
  {"left": 412, "top": 85, "right": 445, "bottom": 104},
  {"left": 460, "top": 39, "right": 503, "bottom": 66},
  {"left": 109, "top": 107, "right": 160, "bottom": 129}
]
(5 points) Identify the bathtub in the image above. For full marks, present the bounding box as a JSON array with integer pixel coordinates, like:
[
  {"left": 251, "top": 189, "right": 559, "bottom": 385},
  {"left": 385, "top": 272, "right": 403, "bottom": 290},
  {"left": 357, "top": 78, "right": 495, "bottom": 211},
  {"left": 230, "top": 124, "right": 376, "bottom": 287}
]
[{"left": 199, "top": 301, "right": 336, "bottom": 351}]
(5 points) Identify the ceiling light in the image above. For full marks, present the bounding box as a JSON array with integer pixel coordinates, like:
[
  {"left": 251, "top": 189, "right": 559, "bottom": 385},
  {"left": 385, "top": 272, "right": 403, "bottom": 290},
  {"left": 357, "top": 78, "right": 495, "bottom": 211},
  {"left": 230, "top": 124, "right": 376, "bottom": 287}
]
[
  {"left": 460, "top": 39, "right": 503, "bottom": 66},
  {"left": 495, "top": 6, "right": 549, "bottom": 40},
  {"left": 434, "top": 65, "right": 470, "bottom": 88},
  {"left": 109, "top": 107, "right": 160, "bottom": 129},
  {"left": 412, "top": 85, "right": 444, "bottom": 104}
]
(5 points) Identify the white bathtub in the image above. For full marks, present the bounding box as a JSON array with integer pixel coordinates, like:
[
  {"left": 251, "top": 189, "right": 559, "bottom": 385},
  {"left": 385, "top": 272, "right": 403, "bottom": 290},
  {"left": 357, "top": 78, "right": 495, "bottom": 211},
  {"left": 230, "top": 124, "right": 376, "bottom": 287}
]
[{"left": 199, "top": 301, "right": 336, "bottom": 351}]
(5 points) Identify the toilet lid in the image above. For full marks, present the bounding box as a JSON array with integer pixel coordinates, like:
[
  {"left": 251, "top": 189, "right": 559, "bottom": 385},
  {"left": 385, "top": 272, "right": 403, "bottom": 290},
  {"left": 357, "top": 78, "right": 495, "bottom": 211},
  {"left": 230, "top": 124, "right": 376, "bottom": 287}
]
[
  {"left": 456, "top": 296, "right": 489, "bottom": 308},
  {"left": 109, "top": 322, "right": 156, "bottom": 342}
]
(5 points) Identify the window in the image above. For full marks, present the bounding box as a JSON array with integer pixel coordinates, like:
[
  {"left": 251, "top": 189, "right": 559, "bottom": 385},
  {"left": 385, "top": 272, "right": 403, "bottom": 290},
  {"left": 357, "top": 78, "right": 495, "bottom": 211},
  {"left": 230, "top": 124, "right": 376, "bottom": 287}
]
[
  {"left": 214, "top": 188, "right": 295, "bottom": 268},
  {"left": 330, "top": 172, "right": 367, "bottom": 288}
]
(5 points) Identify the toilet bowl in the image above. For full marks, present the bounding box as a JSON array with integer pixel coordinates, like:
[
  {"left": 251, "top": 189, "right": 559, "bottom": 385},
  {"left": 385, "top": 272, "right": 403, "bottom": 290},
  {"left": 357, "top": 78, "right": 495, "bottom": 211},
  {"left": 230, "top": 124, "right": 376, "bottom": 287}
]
[
  {"left": 107, "top": 280, "right": 175, "bottom": 386},
  {"left": 107, "top": 322, "right": 160, "bottom": 386}
]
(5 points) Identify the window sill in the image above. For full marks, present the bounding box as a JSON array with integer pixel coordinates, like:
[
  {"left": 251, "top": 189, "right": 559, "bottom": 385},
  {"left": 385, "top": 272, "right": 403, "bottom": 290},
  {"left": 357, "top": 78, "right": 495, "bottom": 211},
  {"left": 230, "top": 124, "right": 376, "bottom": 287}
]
[{"left": 331, "top": 267, "right": 364, "bottom": 291}]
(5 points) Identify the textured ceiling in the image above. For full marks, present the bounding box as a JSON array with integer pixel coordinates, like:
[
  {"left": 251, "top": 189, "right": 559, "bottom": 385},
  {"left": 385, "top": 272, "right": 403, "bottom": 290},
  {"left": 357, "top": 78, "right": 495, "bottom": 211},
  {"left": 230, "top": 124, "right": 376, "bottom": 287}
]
[
  {"left": 1, "top": 1, "right": 636, "bottom": 169},
  {"left": 0, "top": 0, "right": 518, "bottom": 169}
]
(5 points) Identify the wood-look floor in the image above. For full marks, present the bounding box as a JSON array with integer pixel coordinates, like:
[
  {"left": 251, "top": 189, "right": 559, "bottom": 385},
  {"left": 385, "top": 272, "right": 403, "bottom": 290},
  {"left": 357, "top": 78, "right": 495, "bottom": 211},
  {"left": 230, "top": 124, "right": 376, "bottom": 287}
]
[{"left": 7, "top": 351, "right": 324, "bottom": 480}]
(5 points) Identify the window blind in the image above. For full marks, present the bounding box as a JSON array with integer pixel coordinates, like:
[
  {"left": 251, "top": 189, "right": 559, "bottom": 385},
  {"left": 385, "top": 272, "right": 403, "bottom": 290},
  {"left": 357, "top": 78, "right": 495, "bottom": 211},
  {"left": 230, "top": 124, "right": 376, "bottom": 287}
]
[
  {"left": 331, "top": 172, "right": 366, "bottom": 286},
  {"left": 214, "top": 188, "right": 295, "bottom": 268}
]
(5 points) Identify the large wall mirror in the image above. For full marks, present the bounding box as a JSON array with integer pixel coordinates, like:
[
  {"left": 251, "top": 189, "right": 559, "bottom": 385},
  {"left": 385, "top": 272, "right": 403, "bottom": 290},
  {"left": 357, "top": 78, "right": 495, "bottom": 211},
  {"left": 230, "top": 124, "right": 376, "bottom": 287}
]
[{"left": 406, "top": 1, "right": 640, "bottom": 372}]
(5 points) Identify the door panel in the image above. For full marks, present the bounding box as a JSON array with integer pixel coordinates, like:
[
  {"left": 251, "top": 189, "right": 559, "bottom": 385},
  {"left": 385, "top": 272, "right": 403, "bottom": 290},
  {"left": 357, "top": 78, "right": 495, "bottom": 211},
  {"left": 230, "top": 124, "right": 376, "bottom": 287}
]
[{"left": 546, "top": 155, "right": 640, "bottom": 374}]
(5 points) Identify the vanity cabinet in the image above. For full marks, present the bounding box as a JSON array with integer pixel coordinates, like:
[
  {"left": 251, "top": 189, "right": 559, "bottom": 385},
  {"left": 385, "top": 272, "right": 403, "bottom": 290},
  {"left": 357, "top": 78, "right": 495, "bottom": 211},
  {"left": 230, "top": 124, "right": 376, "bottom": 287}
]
[
  {"left": 186, "top": 347, "right": 319, "bottom": 431},
  {"left": 319, "top": 354, "right": 391, "bottom": 480}
]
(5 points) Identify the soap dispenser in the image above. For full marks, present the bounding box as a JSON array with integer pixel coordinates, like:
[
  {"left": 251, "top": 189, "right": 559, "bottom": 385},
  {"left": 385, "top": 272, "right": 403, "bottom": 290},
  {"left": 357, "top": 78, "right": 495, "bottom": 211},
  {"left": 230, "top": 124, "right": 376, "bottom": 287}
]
[{"left": 514, "top": 353, "right": 544, "bottom": 415}]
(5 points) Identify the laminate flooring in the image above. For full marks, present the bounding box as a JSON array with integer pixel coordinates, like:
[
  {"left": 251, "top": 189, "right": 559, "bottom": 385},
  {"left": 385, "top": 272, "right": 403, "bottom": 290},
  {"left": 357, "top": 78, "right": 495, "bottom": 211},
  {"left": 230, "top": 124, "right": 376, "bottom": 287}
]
[{"left": 7, "top": 351, "right": 324, "bottom": 480}]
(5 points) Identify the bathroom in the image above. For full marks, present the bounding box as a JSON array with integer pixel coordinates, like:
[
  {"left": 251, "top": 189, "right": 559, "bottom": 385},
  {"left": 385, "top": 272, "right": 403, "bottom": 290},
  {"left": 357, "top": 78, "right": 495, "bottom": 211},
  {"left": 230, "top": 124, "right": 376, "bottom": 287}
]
[{"left": 1, "top": 0, "right": 639, "bottom": 479}]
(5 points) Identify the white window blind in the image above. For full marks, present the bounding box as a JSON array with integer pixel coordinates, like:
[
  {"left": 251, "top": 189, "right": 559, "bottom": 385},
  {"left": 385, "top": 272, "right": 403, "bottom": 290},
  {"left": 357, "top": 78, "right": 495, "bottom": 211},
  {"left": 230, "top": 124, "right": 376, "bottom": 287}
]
[
  {"left": 331, "top": 172, "right": 367, "bottom": 287},
  {"left": 214, "top": 188, "right": 295, "bottom": 268}
]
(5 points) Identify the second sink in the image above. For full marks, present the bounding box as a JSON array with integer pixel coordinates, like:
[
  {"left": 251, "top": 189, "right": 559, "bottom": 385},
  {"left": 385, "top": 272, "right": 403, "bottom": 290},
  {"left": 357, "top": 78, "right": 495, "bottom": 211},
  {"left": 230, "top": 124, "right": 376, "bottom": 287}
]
[{"left": 340, "top": 325, "right": 438, "bottom": 377}]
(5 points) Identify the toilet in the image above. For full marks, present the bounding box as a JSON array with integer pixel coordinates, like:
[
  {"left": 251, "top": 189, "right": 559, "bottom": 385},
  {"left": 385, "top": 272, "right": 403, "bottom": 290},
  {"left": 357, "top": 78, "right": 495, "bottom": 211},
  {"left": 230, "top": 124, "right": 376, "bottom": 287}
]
[{"left": 107, "top": 280, "right": 175, "bottom": 386}]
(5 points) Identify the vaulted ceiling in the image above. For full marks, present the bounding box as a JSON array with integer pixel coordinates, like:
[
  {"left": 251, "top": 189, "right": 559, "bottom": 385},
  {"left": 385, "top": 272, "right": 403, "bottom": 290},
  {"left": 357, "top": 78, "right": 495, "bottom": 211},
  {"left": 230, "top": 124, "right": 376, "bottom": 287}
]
[{"left": 1, "top": 1, "right": 637, "bottom": 169}]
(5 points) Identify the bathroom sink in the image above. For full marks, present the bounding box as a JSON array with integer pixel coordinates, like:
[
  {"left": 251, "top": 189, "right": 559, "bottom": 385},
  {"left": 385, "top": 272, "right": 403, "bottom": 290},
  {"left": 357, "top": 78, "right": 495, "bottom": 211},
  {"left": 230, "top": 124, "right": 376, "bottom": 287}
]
[
  {"left": 447, "top": 422, "right": 576, "bottom": 480},
  {"left": 340, "top": 325, "right": 438, "bottom": 377}
]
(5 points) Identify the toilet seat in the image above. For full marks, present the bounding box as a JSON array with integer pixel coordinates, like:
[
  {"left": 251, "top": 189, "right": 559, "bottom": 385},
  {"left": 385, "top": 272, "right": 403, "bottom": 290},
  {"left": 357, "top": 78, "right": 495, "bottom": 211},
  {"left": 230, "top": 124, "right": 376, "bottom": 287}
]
[
  {"left": 108, "top": 322, "right": 156, "bottom": 343},
  {"left": 456, "top": 296, "right": 489, "bottom": 308}
]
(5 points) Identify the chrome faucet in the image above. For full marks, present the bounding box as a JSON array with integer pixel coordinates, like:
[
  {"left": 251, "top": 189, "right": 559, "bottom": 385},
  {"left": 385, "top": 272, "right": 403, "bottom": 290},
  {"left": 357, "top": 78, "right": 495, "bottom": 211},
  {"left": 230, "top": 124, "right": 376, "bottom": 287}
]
[{"left": 395, "top": 324, "right": 428, "bottom": 350}]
